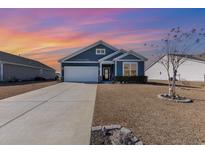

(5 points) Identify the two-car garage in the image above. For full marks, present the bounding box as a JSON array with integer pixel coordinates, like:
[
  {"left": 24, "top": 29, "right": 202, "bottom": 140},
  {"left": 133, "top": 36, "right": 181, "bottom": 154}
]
[{"left": 63, "top": 66, "right": 98, "bottom": 82}]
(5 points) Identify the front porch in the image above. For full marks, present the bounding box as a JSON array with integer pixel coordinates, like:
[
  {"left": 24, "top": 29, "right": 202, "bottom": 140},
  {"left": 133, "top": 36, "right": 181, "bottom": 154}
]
[{"left": 99, "top": 62, "right": 115, "bottom": 82}]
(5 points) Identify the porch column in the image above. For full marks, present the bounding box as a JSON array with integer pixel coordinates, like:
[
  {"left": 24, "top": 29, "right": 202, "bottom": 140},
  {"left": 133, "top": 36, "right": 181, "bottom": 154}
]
[
  {"left": 100, "top": 62, "right": 102, "bottom": 76},
  {"left": 115, "top": 61, "right": 117, "bottom": 76}
]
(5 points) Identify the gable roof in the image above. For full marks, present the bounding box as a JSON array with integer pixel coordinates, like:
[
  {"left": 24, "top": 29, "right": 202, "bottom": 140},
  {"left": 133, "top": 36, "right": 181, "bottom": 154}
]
[
  {"left": 145, "top": 54, "right": 205, "bottom": 71},
  {"left": 113, "top": 50, "right": 148, "bottom": 61},
  {"left": 98, "top": 49, "right": 126, "bottom": 62},
  {"left": 0, "top": 51, "right": 55, "bottom": 71},
  {"left": 58, "top": 40, "right": 119, "bottom": 62}
]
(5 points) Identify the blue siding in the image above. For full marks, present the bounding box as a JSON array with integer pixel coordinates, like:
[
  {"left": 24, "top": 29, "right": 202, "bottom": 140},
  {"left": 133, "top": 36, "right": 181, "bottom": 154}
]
[
  {"left": 138, "top": 61, "right": 144, "bottom": 76},
  {"left": 66, "top": 44, "right": 117, "bottom": 61},
  {"left": 121, "top": 54, "right": 140, "bottom": 60},
  {"left": 116, "top": 61, "right": 144, "bottom": 76},
  {"left": 117, "top": 61, "right": 123, "bottom": 76},
  {"left": 106, "top": 52, "right": 124, "bottom": 61}
]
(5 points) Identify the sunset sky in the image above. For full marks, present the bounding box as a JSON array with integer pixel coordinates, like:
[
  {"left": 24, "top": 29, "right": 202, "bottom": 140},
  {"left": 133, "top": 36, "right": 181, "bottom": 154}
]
[{"left": 0, "top": 8, "right": 205, "bottom": 71}]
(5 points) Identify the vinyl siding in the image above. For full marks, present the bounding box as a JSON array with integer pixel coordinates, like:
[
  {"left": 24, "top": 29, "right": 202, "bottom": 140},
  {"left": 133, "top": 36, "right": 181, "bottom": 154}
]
[
  {"left": 145, "top": 55, "right": 205, "bottom": 81},
  {"left": 117, "top": 61, "right": 123, "bottom": 76},
  {"left": 0, "top": 63, "right": 3, "bottom": 81},
  {"left": 106, "top": 52, "right": 124, "bottom": 61},
  {"left": 121, "top": 54, "right": 141, "bottom": 60},
  {"left": 65, "top": 44, "right": 117, "bottom": 61},
  {"left": 138, "top": 61, "right": 145, "bottom": 76},
  {"left": 3, "top": 63, "right": 55, "bottom": 81}
]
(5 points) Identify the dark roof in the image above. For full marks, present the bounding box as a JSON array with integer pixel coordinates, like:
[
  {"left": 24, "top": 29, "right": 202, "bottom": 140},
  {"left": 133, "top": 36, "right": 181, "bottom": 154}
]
[{"left": 0, "top": 51, "right": 55, "bottom": 71}]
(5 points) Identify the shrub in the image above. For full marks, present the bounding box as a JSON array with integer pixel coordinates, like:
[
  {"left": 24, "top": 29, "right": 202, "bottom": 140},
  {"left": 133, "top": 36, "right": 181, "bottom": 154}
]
[
  {"left": 114, "top": 76, "right": 147, "bottom": 84},
  {"left": 34, "top": 76, "right": 46, "bottom": 81}
]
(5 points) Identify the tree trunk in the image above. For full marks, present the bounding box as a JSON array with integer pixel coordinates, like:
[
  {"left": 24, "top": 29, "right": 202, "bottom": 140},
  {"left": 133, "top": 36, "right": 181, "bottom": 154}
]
[
  {"left": 168, "top": 77, "right": 171, "bottom": 96},
  {"left": 171, "top": 69, "right": 177, "bottom": 98}
]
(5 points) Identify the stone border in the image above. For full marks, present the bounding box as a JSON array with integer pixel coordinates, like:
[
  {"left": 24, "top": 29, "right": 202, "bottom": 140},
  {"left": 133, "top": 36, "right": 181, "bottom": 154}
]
[
  {"left": 158, "top": 94, "right": 193, "bottom": 103},
  {"left": 91, "top": 124, "right": 143, "bottom": 145},
  {"left": 92, "top": 124, "right": 122, "bottom": 131}
]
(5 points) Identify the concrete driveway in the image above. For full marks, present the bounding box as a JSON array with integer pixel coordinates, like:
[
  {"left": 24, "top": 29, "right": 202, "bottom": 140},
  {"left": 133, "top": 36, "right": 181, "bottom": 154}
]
[{"left": 0, "top": 83, "right": 97, "bottom": 144}]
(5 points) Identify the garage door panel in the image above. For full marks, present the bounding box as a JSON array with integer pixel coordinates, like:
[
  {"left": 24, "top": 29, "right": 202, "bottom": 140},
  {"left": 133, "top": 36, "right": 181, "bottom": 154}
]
[{"left": 64, "top": 66, "right": 98, "bottom": 82}]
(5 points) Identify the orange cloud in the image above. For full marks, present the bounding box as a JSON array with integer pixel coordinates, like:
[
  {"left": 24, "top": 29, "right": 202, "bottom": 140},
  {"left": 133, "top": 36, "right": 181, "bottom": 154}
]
[{"left": 0, "top": 25, "right": 165, "bottom": 71}]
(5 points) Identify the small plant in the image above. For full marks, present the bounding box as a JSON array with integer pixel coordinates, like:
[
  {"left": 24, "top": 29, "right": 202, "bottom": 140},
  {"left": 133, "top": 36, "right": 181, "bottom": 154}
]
[{"left": 114, "top": 76, "right": 147, "bottom": 83}]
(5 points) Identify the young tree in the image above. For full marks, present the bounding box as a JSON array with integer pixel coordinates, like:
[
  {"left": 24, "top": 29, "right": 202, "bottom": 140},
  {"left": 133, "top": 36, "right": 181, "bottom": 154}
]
[{"left": 145, "top": 27, "right": 205, "bottom": 98}]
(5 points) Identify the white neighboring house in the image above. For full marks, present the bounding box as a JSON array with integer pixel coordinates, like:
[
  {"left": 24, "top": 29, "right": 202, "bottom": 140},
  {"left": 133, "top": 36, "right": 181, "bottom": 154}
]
[{"left": 145, "top": 54, "right": 205, "bottom": 82}]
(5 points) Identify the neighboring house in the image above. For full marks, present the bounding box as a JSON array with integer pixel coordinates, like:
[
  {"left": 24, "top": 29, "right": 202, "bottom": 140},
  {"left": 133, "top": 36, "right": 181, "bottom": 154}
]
[
  {"left": 59, "top": 40, "right": 147, "bottom": 83},
  {"left": 145, "top": 54, "right": 205, "bottom": 82},
  {"left": 0, "top": 51, "right": 56, "bottom": 82}
]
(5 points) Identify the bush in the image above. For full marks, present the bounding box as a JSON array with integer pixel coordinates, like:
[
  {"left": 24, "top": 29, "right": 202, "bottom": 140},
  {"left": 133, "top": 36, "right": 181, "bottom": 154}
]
[
  {"left": 114, "top": 76, "right": 147, "bottom": 84},
  {"left": 34, "top": 76, "right": 46, "bottom": 81}
]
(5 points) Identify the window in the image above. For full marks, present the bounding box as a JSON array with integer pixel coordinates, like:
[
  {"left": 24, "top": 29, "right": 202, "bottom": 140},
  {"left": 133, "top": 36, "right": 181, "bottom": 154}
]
[
  {"left": 123, "top": 62, "right": 138, "bottom": 76},
  {"left": 96, "top": 48, "right": 106, "bottom": 55}
]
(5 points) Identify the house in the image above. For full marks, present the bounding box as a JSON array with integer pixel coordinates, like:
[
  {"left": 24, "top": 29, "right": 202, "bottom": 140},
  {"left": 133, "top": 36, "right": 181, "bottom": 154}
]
[
  {"left": 0, "top": 51, "right": 56, "bottom": 82},
  {"left": 59, "top": 40, "right": 147, "bottom": 83},
  {"left": 145, "top": 54, "right": 205, "bottom": 82}
]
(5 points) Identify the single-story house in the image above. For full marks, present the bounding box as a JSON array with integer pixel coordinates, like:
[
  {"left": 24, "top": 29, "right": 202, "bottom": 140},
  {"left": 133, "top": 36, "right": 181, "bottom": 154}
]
[
  {"left": 59, "top": 40, "right": 147, "bottom": 83},
  {"left": 0, "top": 51, "right": 56, "bottom": 82},
  {"left": 145, "top": 54, "right": 205, "bottom": 82}
]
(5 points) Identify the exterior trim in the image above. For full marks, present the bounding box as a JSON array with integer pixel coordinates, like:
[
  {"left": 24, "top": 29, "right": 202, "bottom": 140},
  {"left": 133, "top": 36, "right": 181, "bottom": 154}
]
[
  {"left": 96, "top": 48, "right": 106, "bottom": 55},
  {"left": 114, "top": 51, "right": 148, "bottom": 61},
  {"left": 62, "top": 61, "right": 99, "bottom": 63},
  {"left": 98, "top": 51, "right": 120, "bottom": 62},
  {"left": 145, "top": 55, "right": 165, "bottom": 71},
  {"left": 117, "top": 59, "right": 143, "bottom": 62},
  {"left": 122, "top": 62, "right": 138, "bottom": 76},
  {"left": 99, "top": 63, "right": 102, "bottom": 76},
  {"left": 129, "top": 50, "right": 148, "bottom": 61},
  {"left": 113, "top": 53, "right": 129, "bottom": 61},
  {"left": 0, "top": 60, "right": 54, "bottom": 71},
  {"left": 115, "top": 61, "right": 117, "bottom": 76},
  {"left": 59, "top": 40, "right": 119, "bottom": 62},
  {"left": 100, "top": 61, "right": 114, "bottom": 64},
  {"left": 0, "top": 63, "right": 3, "bottom": 81}
]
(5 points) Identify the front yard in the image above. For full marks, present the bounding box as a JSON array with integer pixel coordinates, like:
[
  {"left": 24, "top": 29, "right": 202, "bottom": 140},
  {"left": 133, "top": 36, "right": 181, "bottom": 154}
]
[
  {"left": 0, "top": 81, "right": 58, "bottom": 100},
  {"left": 92, "top": 82, "right": 205, "bottom": 144}
]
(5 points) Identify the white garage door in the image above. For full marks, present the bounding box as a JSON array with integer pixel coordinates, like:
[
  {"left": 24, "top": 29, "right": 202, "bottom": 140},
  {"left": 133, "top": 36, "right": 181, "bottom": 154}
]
[{"left": 64, "top": 66, "right": 98, "bottom": 82}]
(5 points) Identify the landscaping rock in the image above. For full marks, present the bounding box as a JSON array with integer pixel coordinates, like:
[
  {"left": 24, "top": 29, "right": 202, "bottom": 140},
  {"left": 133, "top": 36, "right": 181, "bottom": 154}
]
[
  {"left": 158, "top": 93, "right": 192, "bottom": 103},
  {"left": 104, "top": 124, "right": 121, "bottom": 130},
  {"left": 90, "top": 124, "right": 142, "bottom": 145},
  {"left": 92, "top": 126, "right": 102, "bottom": 131},
  {"left": 135, "top": 141, "right": 143, "bottom": 145},
  {"left": 120, "top": 127, "right": 132, "bottom": 135}
]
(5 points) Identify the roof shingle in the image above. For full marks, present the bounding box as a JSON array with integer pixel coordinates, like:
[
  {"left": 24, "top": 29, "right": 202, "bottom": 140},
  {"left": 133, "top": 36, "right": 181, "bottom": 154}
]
[{"left": 0, "top": 51, "right": 54, "bottom": 71}]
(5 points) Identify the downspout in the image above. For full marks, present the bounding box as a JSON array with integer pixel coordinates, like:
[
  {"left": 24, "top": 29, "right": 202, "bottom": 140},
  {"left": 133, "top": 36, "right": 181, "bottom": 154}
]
[{"left": 0, "top": 63, "right": 3, "bottom": 81}]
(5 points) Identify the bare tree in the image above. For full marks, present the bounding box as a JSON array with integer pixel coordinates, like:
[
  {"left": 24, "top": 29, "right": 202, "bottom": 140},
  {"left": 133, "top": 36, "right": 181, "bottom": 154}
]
[{"left": 145, "top": 27, "right": 205, "bottom": 98}]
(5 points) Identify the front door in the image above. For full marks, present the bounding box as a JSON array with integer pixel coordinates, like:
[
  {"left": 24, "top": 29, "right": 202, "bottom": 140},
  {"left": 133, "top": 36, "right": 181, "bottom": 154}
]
[{"left": 103, "top": 67, "right": 110, "bottom": 81}]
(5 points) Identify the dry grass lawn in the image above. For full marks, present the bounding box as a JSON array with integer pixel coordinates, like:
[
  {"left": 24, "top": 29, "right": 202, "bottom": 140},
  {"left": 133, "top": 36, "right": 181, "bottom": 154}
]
[
  {"left": 93, "top": 81, "right": 205, "bottom": 145},
  {"left": 0, "top": 81, "right": 58, "bottom": 100}
]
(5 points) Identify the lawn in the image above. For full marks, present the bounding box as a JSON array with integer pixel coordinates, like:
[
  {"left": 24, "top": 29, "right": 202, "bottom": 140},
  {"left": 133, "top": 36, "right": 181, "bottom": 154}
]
[
  {"left": 0, "top": 81, "right": 58, "bottom": 100},
  {"left": 92, "top": 81, "right": 205, "bottom": 144}
]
